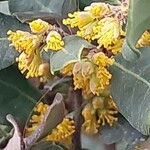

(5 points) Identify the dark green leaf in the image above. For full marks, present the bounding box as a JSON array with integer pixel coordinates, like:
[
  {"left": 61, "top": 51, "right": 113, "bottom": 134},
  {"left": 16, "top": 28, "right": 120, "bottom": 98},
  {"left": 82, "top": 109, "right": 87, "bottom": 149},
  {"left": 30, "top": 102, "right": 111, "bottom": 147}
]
[
  {"left": 0, "top": 65, "right": 41, "bottom": 127},
  {"left": 24, "top": 93, "right": 65, "bottom": 149},
  {"left": 50, "top": 35, "right": 92, "bottom": 74},
  {"left": 8, "top": 0, "right": 78, "bottom": 17},
  {"left": 126, "top": 0, "right": 150, "bottom": 58},
  {"left": 110, "top": 47, "right": 150, "bottom": 135},
  {"left": 0, "top": 12, "right": 29, "bottom": 70}
]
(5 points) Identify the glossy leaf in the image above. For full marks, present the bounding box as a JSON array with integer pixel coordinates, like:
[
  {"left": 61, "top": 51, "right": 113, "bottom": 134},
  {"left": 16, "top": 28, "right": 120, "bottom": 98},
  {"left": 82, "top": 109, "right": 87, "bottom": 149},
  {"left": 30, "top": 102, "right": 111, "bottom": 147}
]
[
  {"left": 0, "top": 65, "right": 41, "bottom": 127},
  {"left": 50, "top": 35, "right": 92, "bottom": 74},
  {"left": 110, "top": 47, "right": 150, "bottom": 135},
  {"left": 126, "top": 0, "right": 150, "bottom": 58},
  {"left": 0, "top": 12, "right": 29, "bottom": 70}
]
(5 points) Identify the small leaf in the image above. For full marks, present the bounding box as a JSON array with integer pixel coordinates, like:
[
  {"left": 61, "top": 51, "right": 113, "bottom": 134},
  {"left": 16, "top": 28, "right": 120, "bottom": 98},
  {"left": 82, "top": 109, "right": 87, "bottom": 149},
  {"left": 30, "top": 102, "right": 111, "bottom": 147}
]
[
  {"left": 110, "top": 47, "right": 150, "bottom": 135},
  {"left": 50, "top": 35, "right": 92, "bottom": 74},
  {"left": 0, "top": 65, "right": 41, "bottom": 127},
  {"left": 126, "top": 0, "right": 150, "bottom": 57},
  {"left": 24, "top": 93, "right": 65, "bottom": 149},
  {"left": 0, "top": 12, "right": 29, "bottom": 70}
]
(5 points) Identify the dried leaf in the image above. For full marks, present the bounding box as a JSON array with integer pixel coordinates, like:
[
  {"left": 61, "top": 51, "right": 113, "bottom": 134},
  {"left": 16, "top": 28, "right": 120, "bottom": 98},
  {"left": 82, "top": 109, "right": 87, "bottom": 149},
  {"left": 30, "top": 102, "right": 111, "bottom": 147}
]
[{"left": 24, "top": 93, "right": 65, "bottom": 149}]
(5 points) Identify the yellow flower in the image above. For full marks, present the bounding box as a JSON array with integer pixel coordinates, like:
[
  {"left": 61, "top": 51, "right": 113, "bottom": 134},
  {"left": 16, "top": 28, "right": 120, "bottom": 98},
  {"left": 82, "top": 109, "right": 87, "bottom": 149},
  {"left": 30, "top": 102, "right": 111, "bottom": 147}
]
[
  {"left": 76, "top": 21, "right": 98, "bottom": 41},
  {"left": 92, "top": 52, "right": 114, "bottom": 67},
  {"left": 7, "top": 30, "right": 42, "bottom": 55},
  {"left": 89, "top": 67, "right": 112, "bottom": 96},
  {"left": 81, "top": 61, "right": 94, "bottom": 77},
  {"left": 26, "top": 53, "right": 42, "bottom": 78},
  {"left": 16, "top": 52, "right": 31, "bottom": 74},
  {"left": 26, "top": 102, "right": 49, "bottom": 135},
  {"left": 84, "top": 2, "right": 110, "bottom": 18},
  {"left": 82, "top": 96, "right": 118, "bottom": 134},
  {"left": 60, "top": 63, "right": 75, "bottom": 76},
  {"left": 29, "top": 19, "right": 52, "bottom": 33},
  {"left": 73, "top": 61, "right": 92, "bottom": 96},
  {"left": 45, "top": 31, "right": 64, "bottom": 51},
  {"left": 16, "top": 50, "right": 42, "bottom": 78},
  {"left": 136, "top": 31, "right": 150, "bottom": 48},
  {"left": 82, "top": 103, "right": 99, "bottom": 134},
  {"left": 63, "top": 12, "right": 94, "bottom": 29},
  {"left": 46, "top": 118, "right": 75, "bottom": 141},
  {"left": 97, "top": 96, "right": 118, "bottom": 126},
  {"left": 107, "top": 38, "right": 124, "bottom": 54},
  {"left": 26, "top": 102, "right": 75, "bottom": 143},
  {"left": 93, "top": 17, "right": 122, "bottom": 48},
  {"left": 7, "top": 30, "right": 29, "bottom": 52},
  {"left": 38, "top": 63, "right": 52, "bottom": 82},
  {"left": 92, "top": 96, "right": 104, "bottom": 110}
]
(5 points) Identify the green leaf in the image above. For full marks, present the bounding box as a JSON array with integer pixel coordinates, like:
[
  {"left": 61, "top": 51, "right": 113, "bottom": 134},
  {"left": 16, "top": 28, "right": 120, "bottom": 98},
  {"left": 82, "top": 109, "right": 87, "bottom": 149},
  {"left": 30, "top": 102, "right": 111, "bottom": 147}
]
[
  {"left": 50, "top": 35, "right": 91, "bottom": 74},
  {"left": 8, "top": 0, "right": 79, "bottom": 17},
  {"left": 110, "top": 47, "right": 150, "bottom": 135},
  {"left": 122, "top": 40, "right": 139, "bottom": 61},
  {"left": 0, "top": 12, "right": 29, "bottom": 70},
  {"left": 0, "top": 65, "right": 41, "bottom": 127},
  {"left": 126, "top": 0, "right": 150, "bottom": 58}
]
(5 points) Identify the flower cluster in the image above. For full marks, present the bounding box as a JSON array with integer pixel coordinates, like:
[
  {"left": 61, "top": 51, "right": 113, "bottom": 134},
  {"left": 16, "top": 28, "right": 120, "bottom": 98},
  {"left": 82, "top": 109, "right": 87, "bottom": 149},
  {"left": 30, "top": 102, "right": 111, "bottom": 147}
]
[
  {"left": 26, "top": 102, "right": 75, "bottom": 143},
  {"left": 61, "top": 52, "right": 114, "bottom": 97},
  {"left": 7, "top": 1, "right": 129, "bottom": 144},
  {"left": 26, "top": 102, "right": 49, "bottom": 135},
  {"left": 82, "top": 95, "right": 118, "bottom": 134},
  {"left": 7, "top": 19, "right": 64, "bottom": 81},
  {"left": 63, "top": 2, "right": 126, "bottom": 55},
  {"left": 46, "top": 118, "right": 75, "bottom": 142}
]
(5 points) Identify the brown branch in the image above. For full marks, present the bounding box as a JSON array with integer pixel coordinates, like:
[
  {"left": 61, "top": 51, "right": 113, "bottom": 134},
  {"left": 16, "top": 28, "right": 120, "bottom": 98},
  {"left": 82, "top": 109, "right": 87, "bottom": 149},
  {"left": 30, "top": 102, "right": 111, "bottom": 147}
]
[
  {"left": 104, "top": 144, "right": 116, "bottom": 150},
  {"left": 72, "top": 90, "right": 84, "bottom": 150}
]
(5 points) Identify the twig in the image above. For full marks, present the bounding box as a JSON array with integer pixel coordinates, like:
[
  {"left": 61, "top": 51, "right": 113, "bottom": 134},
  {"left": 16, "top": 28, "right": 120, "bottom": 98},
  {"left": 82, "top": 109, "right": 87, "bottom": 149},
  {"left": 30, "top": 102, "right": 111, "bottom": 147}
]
[
  {"left": 104, "top": 144, "right": 116, "bottom": 150},
  {"left": 72, "top": 90, "right": 86, "bottom": 150}
]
